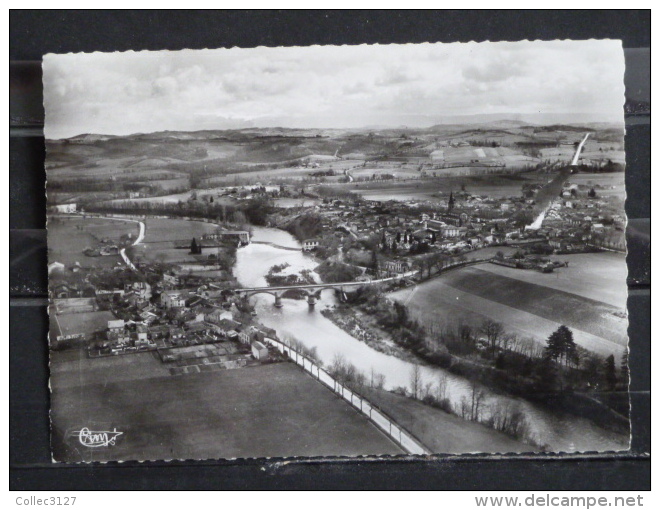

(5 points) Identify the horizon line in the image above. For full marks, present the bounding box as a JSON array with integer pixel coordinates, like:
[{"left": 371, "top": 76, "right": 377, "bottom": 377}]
[{"left": 47, "top": 117, "right": 625, "bottom": 141}]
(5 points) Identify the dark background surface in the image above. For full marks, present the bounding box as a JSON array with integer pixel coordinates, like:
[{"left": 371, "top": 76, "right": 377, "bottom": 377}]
[{"left": 10, "top": 10, "right": 650, "bottom": 490}]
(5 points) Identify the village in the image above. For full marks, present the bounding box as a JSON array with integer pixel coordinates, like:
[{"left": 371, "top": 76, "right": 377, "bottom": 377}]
[
  {"left": 286, "top": 174, "right": 626, "bottom": 278},
  {"left": 47, "top": 165, "right": 625, "bottom": 374}
]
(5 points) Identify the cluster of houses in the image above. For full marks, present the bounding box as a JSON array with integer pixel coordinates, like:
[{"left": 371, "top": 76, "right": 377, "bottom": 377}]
[
  {"left": 48, "top": 263, "right": 277, "bottom": 360},
  {"left": 299, "top": 184, "right": 625, "bottom": 274},
  {"left": 94, "top": 280, "right": 277, "bottom": 356}
]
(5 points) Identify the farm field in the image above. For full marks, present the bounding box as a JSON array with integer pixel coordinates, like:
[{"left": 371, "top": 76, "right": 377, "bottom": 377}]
[
  {"left": 540, "top": 145, "right": 625, "bottom": 165},
  {"left": 361, "top": 388, "right": 533, "bottom": 454},
  {"left": 143, "top": 177, "right": 190, "bottom": 191},
  {"left": 273, "top": 198, "right": 323, "bottom": 208},
  {"left": 47, "top": 215, "right": 139, "bottom": 268},
  {"left": 49, "top": 155, "right": 188, "bottom": 180},
  {"left": 50, "top": 352, "right": 403, "bottom": 461},
  {"left": 390, "top": 264, "right": 628, "bottom": 359},
  {"left": 477, "top": 252, "right": 628, "bottom": 309},
  {"left": 350, "top": 165, "right": 422, "bottom": 180},
  {"left": 345, "top": 171, "right": 625, "bottom": 203},
  {"left": 49, "top": 308, "right": 116, "bottom": 340},
  {"left": 46, "top": 124, "right": 624, "bottom": 203},
  {"left": 105, "top": 189, "right": 236, "bottom": 206},
  {"left": 567, "top": 172, "right": 626, "bottom": 200},
  {"left": 141, "top": 217, "right": 221, "bottom": 243},
  {"left": 430, "top": 145, "right": 539, "bottom": 169},
  {"left": 342, "top": 173, "right": 540, "bottom": 202},
  {"left": 129, "top": 217, "right": 225, "bottom": 264},
  {"left": 52, "top": 297, "right": 97, "bottom": 314},
  {"left": 212, "top": 159, "right": 363, "bottom": 184},
  {"left": 131, "top": 245, "right": 219, "bottom": 264}
]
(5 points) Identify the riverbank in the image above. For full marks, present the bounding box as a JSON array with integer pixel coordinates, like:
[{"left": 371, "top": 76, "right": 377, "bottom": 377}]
[
  {"left": 235, "top": 225, "right": 630, "bottom": 452},
  {"left": 322, "top": 303, "right": 547, "bottom": 447},
  {"left": 322, "top": 292, "right": 629, "bottom": 442},
  {"left": 321, "top": 306, "right": 421, "bottom": 363}
]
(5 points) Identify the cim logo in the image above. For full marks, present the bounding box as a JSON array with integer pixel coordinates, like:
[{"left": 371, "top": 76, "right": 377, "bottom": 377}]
[{"left": 76, "top": 427, "right": 124, "bottom": 448}]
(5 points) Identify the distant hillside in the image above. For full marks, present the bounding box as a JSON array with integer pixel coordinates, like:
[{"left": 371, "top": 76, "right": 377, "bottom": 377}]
[{"left": 46, "top": 121, "right": 624, "bottom": 194}]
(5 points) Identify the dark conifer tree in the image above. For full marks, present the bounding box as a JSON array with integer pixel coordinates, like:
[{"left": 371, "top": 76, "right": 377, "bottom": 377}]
[
  {"left": 545, "top": 325, "right": 577, "bottom": 367},
  {"left": 604, "top": 354, "right": 618, "bottom": 391}
]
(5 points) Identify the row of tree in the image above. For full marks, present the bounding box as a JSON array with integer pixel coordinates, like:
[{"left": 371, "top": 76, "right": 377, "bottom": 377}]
[
  {"left": 87, "top": 196, "right": 272, "bottom": 227},
  {"left": 348, "top": 287, "right": 628, "bottom": 405}
]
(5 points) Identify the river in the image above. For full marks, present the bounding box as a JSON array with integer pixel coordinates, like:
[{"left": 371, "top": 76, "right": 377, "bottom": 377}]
[{"left": 234, "top": 226, "right": 629, "bottom": 453}]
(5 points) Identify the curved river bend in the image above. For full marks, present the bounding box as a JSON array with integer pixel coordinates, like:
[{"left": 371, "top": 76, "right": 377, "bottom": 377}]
[{"left": 234, "top": 226, "right": 628, "bottom": 452}]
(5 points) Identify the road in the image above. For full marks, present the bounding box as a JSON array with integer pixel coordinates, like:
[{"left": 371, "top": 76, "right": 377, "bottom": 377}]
[{"left": 119, "top": 219, "right": 145, "bottom": 270}]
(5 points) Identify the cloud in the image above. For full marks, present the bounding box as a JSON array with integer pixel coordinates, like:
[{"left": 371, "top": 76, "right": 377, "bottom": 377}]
[
  {"left": 43, "top": 40, "right": 625, "bottom": 138},
  {"left": 376, "top": 66, "right": 417, "bottom": 86}
]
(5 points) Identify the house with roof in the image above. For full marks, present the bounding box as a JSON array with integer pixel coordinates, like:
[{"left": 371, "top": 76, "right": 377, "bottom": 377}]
[
  {"left": 107, "top": 319, "right": 130, "bottom": 346},
  {"left": 302, "top": 238, "right": 321, "bottom": 251},
  {"left": 206, "top": 318, "right": 241, "bottom": 339},
  {"left": 251, "top": 341, "right": 269, "bottom": 360},
  {"left": 238, "top": 329, "right": 253, "bottom": 345},
  {"left": 383, "top": 259, "right": 411, "bottom": 275},
  {"left": 161, "top": 290, "right": 187, "bottom": 309},
  {"left": 205, "top": 308, "right": 233, "bottom": 325},
  {"left": 168, "top": 326, "right": 185, "bottom": 342}
]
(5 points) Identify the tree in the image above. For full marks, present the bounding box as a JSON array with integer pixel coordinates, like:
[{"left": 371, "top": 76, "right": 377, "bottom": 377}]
[
  {"left": 479, "top": 319, "right": 505, "bottom": 353},
  {"left": 588, "top": 188, "right": 597, "bottom": 198},
  {"left": 410, "top": 363, "right": 422, "bottom": 399},
  {"left": 190, "top": 237, "right": 199, "bottom": 255},
  {"left": 435, "top": 373, "right": 448, "bottom": 402},
  {"left": 370, "top": 250, "right": 380, "bottom": 276},
  {"left": 604, "top": 354, "right": 618, "bottom": 391},
  {"left": 545, "top": 325, "right": 578, "bottom": 367},
  {"left": 581, "top": 352, "right": 604, "bottom": 388},
  {"left": 460, "top": 381, "right": 486, "bottom": 421}
]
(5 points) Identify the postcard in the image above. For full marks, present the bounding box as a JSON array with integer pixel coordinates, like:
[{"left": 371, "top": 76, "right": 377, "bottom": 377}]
[{"left": 44, "top": 40, "right": 629, "bottom": 462}]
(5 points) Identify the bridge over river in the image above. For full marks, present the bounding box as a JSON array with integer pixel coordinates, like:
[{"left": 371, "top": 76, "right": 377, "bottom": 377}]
[
  {"left": 235, "top": 257, "right": 495, "bottom": 308},
  {"left": 251, "top": 241, "right": 301, "bottom": 251},
  {"left": 234, "top": 273, "right": 416, "bottom": 307}
]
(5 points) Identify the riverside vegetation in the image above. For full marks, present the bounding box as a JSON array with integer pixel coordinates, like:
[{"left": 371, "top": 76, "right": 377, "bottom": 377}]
[{"left": 321, "top": 285, "right": 630, "bottom": 441}]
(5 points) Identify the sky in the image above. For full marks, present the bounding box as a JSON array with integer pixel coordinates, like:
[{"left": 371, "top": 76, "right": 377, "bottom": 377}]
[{"left": 43, "top": 40, "right": 626, "bottom": 139}]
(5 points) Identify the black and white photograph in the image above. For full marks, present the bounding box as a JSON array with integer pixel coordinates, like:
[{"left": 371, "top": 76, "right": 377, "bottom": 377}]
[{"left": 44, "top": 40, "right": 630, "bottom": 462}]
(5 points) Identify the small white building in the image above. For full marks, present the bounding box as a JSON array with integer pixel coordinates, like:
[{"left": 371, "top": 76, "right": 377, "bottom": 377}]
[
  {"left": 439, "top": 225, "right": 464, "bottom": 238},
  {"left": 54, "top": 203, "right": 77, "bottom": 214},
  {"left": 302, "top": 239, "right": 321, "bottom": 251},
  {"left": 47, "top": 261, "right": 65, "bottom": 274},
  {"left": 107, "top": 319, "right": 125, "bottom": 332},
  {"left": 383, "top": 260, "right": 411, "bottom": 274},
  {"left": 125, "top": 281, "right": 152, "bottom": 300},
  {"left": 251, "top": 341, "right": 269, "bottom": 360}
]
